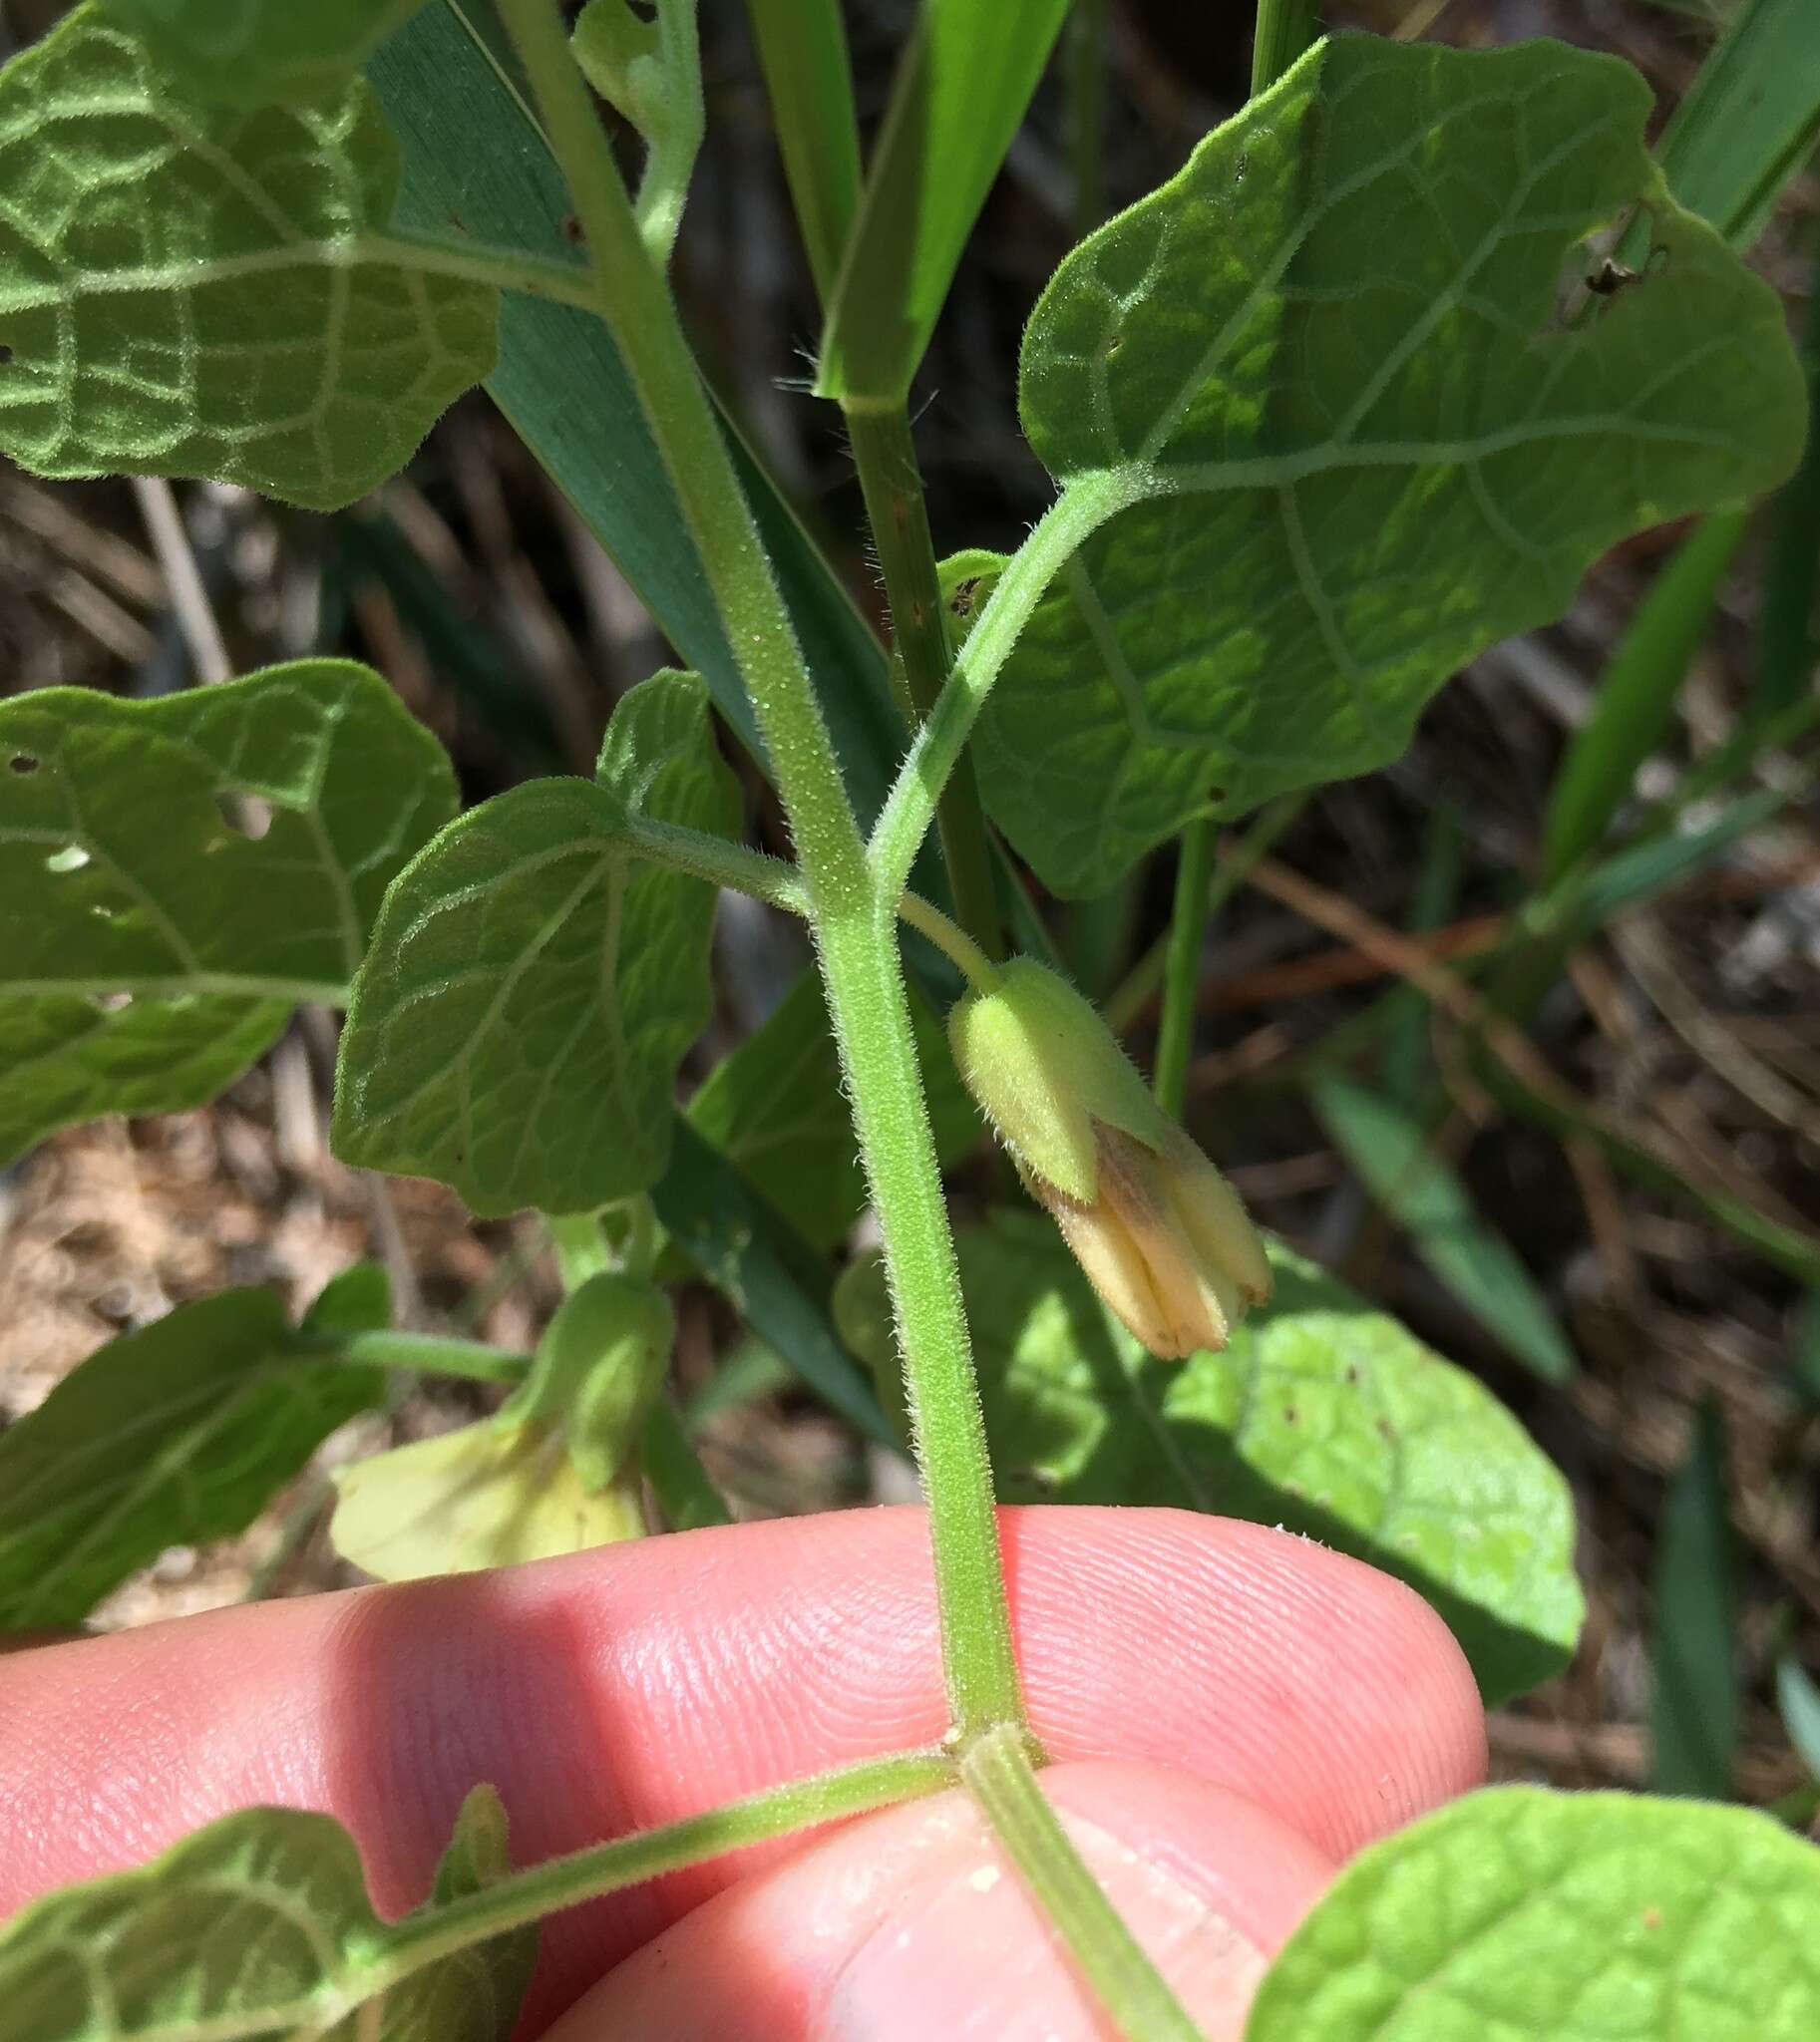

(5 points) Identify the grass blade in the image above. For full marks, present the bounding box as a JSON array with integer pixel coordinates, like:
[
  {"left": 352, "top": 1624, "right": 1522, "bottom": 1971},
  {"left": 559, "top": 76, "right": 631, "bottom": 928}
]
[
  {"left": 1312, "top": 1075, "right": 1577, "bottom": 1384},
  {"left": 1754, "top": 250, "right": 1820, "bottom": 716},
  {"left": 1651, "top": 0, "right": 1820, "bottom": 247},
  {"left": 369, "top": 2, "right": 905, "bottom": 826},
  {"left": 742, "top": 0, "right": 863, "bottom": 307},
  {"left": 817, "top": 0, "right": 1071, "bottom": 405},
  {"left": 1650, "top": 1401, "right": 1739, "bottom": 1798},
  {"left": 1541, "top": 509, "right": 1749, "bottom": 886}
]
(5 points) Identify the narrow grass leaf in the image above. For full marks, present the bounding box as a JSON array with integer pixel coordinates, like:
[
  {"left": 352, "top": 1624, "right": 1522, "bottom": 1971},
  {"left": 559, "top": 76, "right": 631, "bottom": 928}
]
[
  {"left": 369, "top": 2, "right": 906, "bottom": 828},
  {"left": 1650, "top": 0, "right": 1820, "bottom": 247},
  {"left": 1651, "top": 1400, "right": 1739, "bottom": 1798},
  {"left": 1542, "top": 508, "right": 1749, "bottom": 885},
  {"left": 817, "top": 0, "right": 1071, "bottom": 404},
  {"left": 1778, "top": 1650, "right": 1820, "bottom": 1781},
  {"left": 1313, "top": 1075, "right": 1577, "bottom": 1384},
  {"left": 686, "top": 968, "right": 978, "bottom": 1252},
  {"left": 741, "top": 0, "right": 862, "bottom": 306},
  {"left": 653, "top": 1116, "right": 898, "bottom": 1448}
]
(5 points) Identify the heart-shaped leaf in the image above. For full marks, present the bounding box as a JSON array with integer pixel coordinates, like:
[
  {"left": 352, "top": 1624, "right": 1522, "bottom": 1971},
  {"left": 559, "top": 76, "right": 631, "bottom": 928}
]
[
  {"left": 333, "top": 670, "right": 738, "bottom": 1216},
  {"left": 965, "top": 36, "right": 1805, "bottom": 894},
  {"left": 0, "top": 660, "right": 458, "bottom": 1166},
  {"left": 1247, "top": 1786, "right": 1820, "bottom": 2040}
]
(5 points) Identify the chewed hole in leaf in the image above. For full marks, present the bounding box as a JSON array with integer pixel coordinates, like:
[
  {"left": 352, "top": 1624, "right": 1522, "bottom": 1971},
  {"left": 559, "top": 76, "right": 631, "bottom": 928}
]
[
  {"left": 215, "top": 793, "right": 274, "bottom": 840},
  {"left": 8, "top": 752, "right": 38, "bottom": 775},
  {"left": 44, "top": 845, "right": 91, "bottom": 874}
]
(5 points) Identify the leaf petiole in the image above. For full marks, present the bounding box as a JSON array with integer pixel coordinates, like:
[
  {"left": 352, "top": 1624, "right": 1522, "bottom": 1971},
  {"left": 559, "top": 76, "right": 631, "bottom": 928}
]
[{"left": 380, "top": 1749, "right": 956, "bottom": 1981}]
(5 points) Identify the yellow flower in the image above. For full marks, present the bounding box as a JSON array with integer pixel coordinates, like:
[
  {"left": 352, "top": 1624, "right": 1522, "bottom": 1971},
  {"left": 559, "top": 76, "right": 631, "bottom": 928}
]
[{"left": 949, "top": 958, "right": 1271, "bottom": 1358}]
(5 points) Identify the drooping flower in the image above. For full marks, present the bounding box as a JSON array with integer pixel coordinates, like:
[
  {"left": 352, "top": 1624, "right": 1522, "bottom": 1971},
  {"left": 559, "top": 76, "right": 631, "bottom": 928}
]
[{"left": 948, "top": 958, "right": 1271, "bottom": 1358}]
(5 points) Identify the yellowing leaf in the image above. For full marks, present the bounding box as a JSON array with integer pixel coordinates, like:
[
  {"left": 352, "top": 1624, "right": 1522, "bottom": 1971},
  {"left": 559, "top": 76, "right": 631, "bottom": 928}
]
[{"left": 331, "top": 1420, "right": 646, "bottom": 1584}]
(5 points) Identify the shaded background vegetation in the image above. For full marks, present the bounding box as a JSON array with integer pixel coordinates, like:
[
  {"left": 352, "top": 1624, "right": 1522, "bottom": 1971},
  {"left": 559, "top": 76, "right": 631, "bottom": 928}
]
[{"left": 0, "top": 0, "right": 1816, "bottom": 1818}]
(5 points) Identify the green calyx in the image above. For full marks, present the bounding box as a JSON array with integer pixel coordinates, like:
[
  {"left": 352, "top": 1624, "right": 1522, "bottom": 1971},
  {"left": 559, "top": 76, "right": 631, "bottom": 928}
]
[
  {"left": 946, "top": 957, "right": 1169, "bottom": 1202},
  {"left": 504, "top": 1270, "right": 675, "bottom": 1493}
]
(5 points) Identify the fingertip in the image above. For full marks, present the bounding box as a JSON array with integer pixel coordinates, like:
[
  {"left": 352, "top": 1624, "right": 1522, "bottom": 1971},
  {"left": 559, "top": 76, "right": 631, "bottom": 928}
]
[
  {"left": 544, "top": 1761, "right": 1334, "bottom": 2042},
  {"left": 1001, "top": 1507, "right": 1487, "bottom": 1855}
]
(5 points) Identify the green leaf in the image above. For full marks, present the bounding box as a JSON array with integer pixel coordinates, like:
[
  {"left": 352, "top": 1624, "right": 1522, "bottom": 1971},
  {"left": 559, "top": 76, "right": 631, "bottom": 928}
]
[
  {"left": 1247, "top": 1785, "right": 1820, "bottom": 2040},
  {"left": 333, "top": 670, "right": 738, "bottom": 1218},
  {"left": 1542, "top": 509, "right": 1748, "bottom": 884},
  {"left": 817, "top": 0, "right": 1071, "bottom": 404},
  {"left": 0, "top": 659, "right": 458, "bottom": 1168},
  {"left": 1779, "top": 1649, "right": 1820, "bottom": 1782},
  {"left": 0, "top": 6, "right": 497, "bottom": 510},
  {"left": 1651, "top": 0, "right": 1820, "bottom": 247},
  {"left": 0, "top": 1280, "right": 387, "bottom": 1630},
  {"left": 0, "top": 1793, "right": 535, "bottom": 2041},
  {"left": 743, "top": 0, "right": 863, "bottom": 306},
  {"left": 966, "top": 35, "right": 1805, "bottom": 894},
  {"left": 1311, "top": 1076, "right": 1577, "bottom": 1384},
  {"left": 687, "top": 968, "right": 979, "bottom": 1251},
  {"left": 101, "top": 0, "right": 429, "bottom": 106},
  {"left": 652, "top": 1114, "right": 898, "bottom": 1447},
  {"left": 330, "top": 1418, "right": 648, "bottom": 1583},
  {"left": 838, "top": 1211, "right": 1583, "bottom": 1702},
  {"left": 1651, "top": 1401, "right": 1739, "bottom": 1797},
  {"left": 430, "top": 1788, "right": 539, "bottom": 2033},
  {"left": 367, "top": 3, "right": 906, "bottom": 831}
]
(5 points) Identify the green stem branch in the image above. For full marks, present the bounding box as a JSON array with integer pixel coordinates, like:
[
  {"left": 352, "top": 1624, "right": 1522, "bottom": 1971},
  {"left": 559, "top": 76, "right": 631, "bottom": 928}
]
[
  {"left": 961, "top": 1727, "right": 1206, "bottom": 2042},
  {"left": 383, "top": 1751, "right": 954, "bottom": 1982},
  {"left": 869, "top": 473, "right": 1140, "bottom": 902},
  {"left": 1140, "top": 0, "right": 1325, "bottom": 1122},
  {"left": 376, "top": 227, "right": 600, "bottom": 310},
  {"left": 499, "top": 0, "right": 1023, "bottom": 1737},
  {"left": 899, "top": 888, "right": 1000, "bottom": 991},
  {"left": 847, "top": 402, "right": 1005, "bottom": 960},
  {"left": 1153, "top": 816, "right": 1217, "bottom": 1117},
  {"left": 322, "top": 1330, "right": 529, "bottom": 1385}
]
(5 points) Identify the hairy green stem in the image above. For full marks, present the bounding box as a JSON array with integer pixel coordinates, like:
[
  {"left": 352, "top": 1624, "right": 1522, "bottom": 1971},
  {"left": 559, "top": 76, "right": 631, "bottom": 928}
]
[
  {"left": 899, "top": 888, "right": 1000, "bottom": 992},
  {"left": 1102, "top": 795, "right": 1303, "bottom": 1036},
  {"left": 497, "top": 0, "right": 863, "bottom": 900},
  {"left": 1141, "top": 0, "right": 1325, "bottom": 1125},
  {"left": 847, "top": 403, "right": 1005, "bottom": 961},
  {"left": 817, "top": 904, "right": 1024, "bottom": 1729},
  {"left": 499, "top": 0, "right": 1022, "bottom": 1735},
  {"left": 318, "top": 1329, "right": 529, "bottom": 1385},
  {"left": 382, "top": 1751, "right": 954, "bottom": 1983},
  {"left": 870, "top": 472, "right": 1140, "bottom": 901},
  {"left": 377, "top": 226, "right": 601, "bottom": 309},
  {"left": 1066, "top": 0, "right": 1110, "bottom": 238},
  {"left": 961, "top": 1727, "right": 1206, "bottom": 2042},
  {"left": 1153, "top": 816, "right": 1217, "bottom": 1116}
]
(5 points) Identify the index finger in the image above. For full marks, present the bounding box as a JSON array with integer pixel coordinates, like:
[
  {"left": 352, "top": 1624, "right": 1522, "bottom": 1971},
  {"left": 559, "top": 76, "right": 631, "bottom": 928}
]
[{"left": 0, "top": 1506, "right": 1484, "bottom": 2031}]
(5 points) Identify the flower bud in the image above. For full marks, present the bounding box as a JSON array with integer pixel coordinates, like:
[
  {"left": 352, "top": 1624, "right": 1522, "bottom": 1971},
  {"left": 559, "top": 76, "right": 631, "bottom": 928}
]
[{"left": 948, "top": 958, "right": 1271, "bottom": 1358}]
